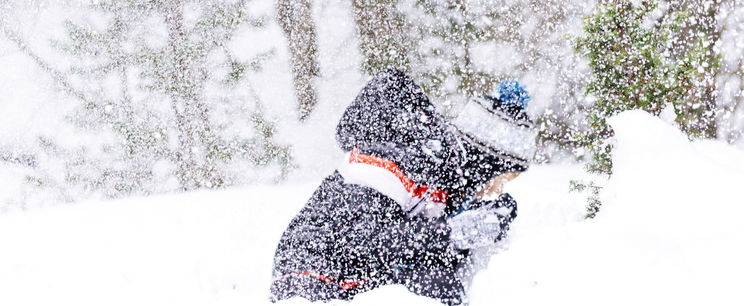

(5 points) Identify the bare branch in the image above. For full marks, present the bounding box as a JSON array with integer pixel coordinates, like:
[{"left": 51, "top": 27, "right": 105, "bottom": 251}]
[{"left": 0, "top": 24, "right": 96, "bottom": 105}]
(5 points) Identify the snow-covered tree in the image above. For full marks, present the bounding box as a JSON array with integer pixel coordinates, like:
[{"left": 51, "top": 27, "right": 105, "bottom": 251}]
[
  {"left": 574, "top": 0, "right": 719, "bottom": 175},
  {"left": 572, "top": 0, "right": 722, "bottom": 217},
  {"left": 1, "top": 0, "right": 292, "bottom": 203},
  {"left": 662, "top": 0, "right": 723, "bottom": 139}
]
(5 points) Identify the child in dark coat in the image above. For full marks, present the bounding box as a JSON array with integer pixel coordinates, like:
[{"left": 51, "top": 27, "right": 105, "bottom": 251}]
[{"left": 269, "top": 69, "right": 536, "bottom": 305}]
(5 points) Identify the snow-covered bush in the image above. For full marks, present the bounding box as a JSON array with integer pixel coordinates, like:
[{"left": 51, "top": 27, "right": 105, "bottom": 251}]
[
  {"left": 571, "top": 0, "right": 722, "bottom": 217},
  {"left": 574, "top": 0, "right": 720, "bottom": 176}
]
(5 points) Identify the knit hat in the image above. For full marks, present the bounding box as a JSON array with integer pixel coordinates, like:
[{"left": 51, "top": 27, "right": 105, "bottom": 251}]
[{"left": 450, "top": 81, "right": 537, "bottom": 190}]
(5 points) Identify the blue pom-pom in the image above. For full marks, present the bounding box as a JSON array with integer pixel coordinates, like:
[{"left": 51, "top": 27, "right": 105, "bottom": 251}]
[{"left": 496, "top": 80, "right": 531, "bottom": 109}]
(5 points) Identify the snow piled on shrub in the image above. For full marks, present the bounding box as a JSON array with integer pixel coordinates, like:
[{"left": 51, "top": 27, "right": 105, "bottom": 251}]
[{"left": 0, "top": 110, "right": 742, "bottom": 306}]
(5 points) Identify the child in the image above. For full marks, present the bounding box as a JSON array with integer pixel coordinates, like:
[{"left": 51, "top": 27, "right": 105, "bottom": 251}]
[{"left": 269, "top": 69, "right": 536, "bottom": 305}]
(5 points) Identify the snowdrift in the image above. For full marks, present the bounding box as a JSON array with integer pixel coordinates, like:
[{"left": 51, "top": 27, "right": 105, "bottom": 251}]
[
  {"left": 0, "top": 110, "right": 742, "bottom": 306},
  {"left": 471, "top": 110, "right": 744, "bottom": 306}
]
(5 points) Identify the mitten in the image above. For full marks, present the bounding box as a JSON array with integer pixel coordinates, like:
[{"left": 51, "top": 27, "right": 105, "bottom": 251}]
[{"left": 447, "top": 194, "right": 517, "bottom": 250}]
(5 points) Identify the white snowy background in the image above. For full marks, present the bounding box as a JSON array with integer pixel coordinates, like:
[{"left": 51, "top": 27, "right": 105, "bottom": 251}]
[{"left": 1, "top": 1, "right": 743, "bottom": 305}]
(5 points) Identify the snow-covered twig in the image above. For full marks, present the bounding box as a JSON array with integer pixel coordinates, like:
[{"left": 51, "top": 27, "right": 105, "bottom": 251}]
[{"left": 0, "top": 24, "right": 95, "bottom": 106}]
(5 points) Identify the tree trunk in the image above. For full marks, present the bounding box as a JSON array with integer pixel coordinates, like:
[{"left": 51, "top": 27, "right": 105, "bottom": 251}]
[
  {"left": 164, "top": 1, "right": 223, "bottom": 190},
  {"left": 667, "top": 0, "right": 722, "bottom": 138},
  {"left": 453, "top": 0, "right": 481, "bottom": 98},
  {"left": 276, "top": 0, "right": 320, "bottom": 121},
  {"left": 351, "top": 0, "right": 411, "bottom": 75},
  {"left": 697, "top": 0, "right": 722, "bottom": 138}
]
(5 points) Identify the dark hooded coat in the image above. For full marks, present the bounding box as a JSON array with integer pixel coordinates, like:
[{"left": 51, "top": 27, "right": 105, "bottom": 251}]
[{"left": 269, "top": 69, "right": 517, "bottom": 305}]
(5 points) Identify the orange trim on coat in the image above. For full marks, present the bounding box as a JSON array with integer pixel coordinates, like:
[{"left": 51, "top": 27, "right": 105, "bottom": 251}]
[
  {"left": 348, "top": 147, "right": 448, "bottom": 205},
  {"left": 282, "top": 272, "right": 365, "bottom": 290}
]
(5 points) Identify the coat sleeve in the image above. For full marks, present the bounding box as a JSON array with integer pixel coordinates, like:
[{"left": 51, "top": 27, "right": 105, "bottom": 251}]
[
  {"left": 384, "top": 216, "right": 461, "bottom": 265},
  {"left": 378, "top": 215, "right": 469, "bottom": 305},
  {"left": 339, "top": 184, "right": 465, "bottom": 278}
]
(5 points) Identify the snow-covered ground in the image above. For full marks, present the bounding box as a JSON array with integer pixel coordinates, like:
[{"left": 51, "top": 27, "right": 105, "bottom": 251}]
[
  {"left": 471, "top": 111, "right": 744, "bottom": 306},
  {"left": 1, "top": 111, "right": 742, "bottom": 306}
]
